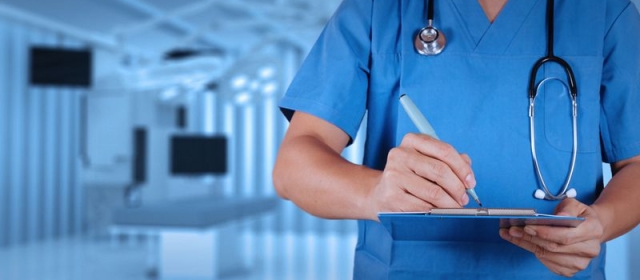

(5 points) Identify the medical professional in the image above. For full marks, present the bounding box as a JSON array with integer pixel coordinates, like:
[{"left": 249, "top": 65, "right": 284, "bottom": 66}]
[{"left": 273, "top": 0, "right": 640, "bottom": 278}]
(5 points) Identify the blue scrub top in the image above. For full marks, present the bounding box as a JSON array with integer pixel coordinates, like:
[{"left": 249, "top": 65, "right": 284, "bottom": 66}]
[{"left": 280, "top": 0, "right": 640, "bottom": 279}]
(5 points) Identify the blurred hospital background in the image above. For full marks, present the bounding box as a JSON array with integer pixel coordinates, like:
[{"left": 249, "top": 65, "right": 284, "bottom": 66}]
[{"left": 0, "top": 0, "right": 638, "bottom": 279}]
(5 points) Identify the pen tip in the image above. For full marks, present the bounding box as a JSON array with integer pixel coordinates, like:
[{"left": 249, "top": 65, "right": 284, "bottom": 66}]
[
  {"left": 399, "top": 93, "right": 406, "bottom": 99},
  {"left": 471, "top": 196, "right": 482, "bottom": 207}
]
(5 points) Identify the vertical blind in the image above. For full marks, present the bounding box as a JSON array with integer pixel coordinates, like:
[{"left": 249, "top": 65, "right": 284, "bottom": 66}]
[
  {"left": 210, "top": 44, "right": 362, "bottom": 235},
  {"left": 0, "top": 17, "right": 361, "bottom": 249},
  {"left": 0, "top": 18, "right": 84, "bottom": 247}
]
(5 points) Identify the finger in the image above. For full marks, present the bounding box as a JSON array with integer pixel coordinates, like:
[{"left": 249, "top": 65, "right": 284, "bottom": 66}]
[
  {"left": 500, "top": 229, "right": 594, "bottom": 277},
  {"left": 538, "top": 253, "right": 592, "bottom": 278},
  {"left": 523, "top": 213, "right": 602, "bottom": 245},
  {"left": 509, "top": 227, "right": 601, "bottom": 257},
  {"left": 500, "top": 228, "right": 535, "bottom": 251},
  {"left": 399, "top": 191, "right": 436, "bottom": 212},
  {"left": 460, "top": 153, "right": 472, "bottom": 165},
  {"left": 406, "top": 152, "right": 468, "bottom": 206},
  {"left": 542, "top": 257, "right": 592, "bottom": 278},
  {"left": 522, "top": 199, "right": 602, "bottom": 245},
  {"left": 500, "top": 228, "right": 556, "bottom": 259},
  {"left": 399, "top": 134, "right": 472, "bottom": 204},
  {"left": 523, "top": 225, "right": 600, "bottom": 247},
  {"left": 389, "top": 145, "right": 467, "bottom": 206},
  {"left": 554, "top": 198, "right": 586, "bottom": 217},
  {"left": 401, "top": 133, "right": 476, "bottom": 189},
  {"left": 401, "top": 174, "right": 461, "bottom": 208},
  {"left": 522, "top": 225, "right": 574, "bottom": 244},
  {"left": 375, "top": 183, "right": 435, "bottom": 213},
  {"left": 395, "top": 189, "right": 436, "bottom": 213},
  {"left": 501, "top": 228, "right": 551, "bottom": 257}
]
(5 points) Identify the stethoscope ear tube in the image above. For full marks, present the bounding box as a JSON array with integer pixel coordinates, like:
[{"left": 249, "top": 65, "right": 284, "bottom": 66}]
[{"left": 534, "top": 188, "right": 577, "bottom": 200}]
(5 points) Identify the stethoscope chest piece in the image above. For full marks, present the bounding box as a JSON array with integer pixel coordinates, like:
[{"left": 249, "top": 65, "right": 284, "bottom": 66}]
[
  {"left": 415, "top": 0, "right": 446, "bottom": 56},
  {"left": 415, "top": 26, "right": 447, "bottom": 55}
]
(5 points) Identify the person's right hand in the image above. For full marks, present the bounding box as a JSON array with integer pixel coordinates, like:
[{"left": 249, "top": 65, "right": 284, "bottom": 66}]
[{"left": 366, "top": 133, "right": 476, "bottom": 221}]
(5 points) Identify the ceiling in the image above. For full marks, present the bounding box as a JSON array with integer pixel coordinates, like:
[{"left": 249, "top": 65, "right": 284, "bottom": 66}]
[{"left": 0, "top": 0, "right": 342, "bottom": 62}]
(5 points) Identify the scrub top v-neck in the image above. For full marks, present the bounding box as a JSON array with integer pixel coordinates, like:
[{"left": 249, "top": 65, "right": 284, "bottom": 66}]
[
  {"left": 279, "top": 0, "right": 640, "bottom": 279},
  {"left": 450, "top": 0, "right": 539, "bottom": 53}
]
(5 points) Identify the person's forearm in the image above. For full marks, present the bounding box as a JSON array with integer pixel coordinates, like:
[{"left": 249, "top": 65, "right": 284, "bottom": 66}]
[
  {"left": 273, "top": 134, "right": 381, "bottom": 220},
  {"left": 592, "top": 160, "right": 640, "bottom": 242}
]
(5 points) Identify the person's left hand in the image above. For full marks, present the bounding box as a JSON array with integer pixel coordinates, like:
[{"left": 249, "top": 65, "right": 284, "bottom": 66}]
[{"left": 499, "top": 198, "right": 605, "bottom": 277}]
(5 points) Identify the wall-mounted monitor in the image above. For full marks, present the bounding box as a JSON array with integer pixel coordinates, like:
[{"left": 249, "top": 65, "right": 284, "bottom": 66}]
[
  {"left": 170, "top": 135, "right": 227, "bottom": 175},
  {"left": 29, "top": 47, "right": 92, "bottom": 87}
]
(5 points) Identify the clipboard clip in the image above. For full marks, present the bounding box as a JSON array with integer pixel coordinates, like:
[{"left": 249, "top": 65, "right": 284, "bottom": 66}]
[
  {"left": 429, "top": 208, "right": 537, "bottom": 216},
  {"left": 476, "top": 208, "right": 489, "bottom": 216}
]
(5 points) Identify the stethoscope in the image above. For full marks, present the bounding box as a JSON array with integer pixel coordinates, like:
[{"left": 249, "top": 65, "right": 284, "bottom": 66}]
[{"left": 414, "top": 0, "right": 578, "bottom": 201}]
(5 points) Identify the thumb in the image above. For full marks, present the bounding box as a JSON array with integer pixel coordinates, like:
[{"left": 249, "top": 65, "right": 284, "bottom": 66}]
[
  {"left": 460, "top": 153, "right": 472, "bottom": 165},
  {"left": 554, "top": 198, "right": 586, "bottom": 217}
]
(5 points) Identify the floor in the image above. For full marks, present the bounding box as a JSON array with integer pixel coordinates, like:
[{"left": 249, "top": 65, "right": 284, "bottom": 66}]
[
  {"left": 0, "top": 229, "right": 635, "bottom": 280},
  {"left": 0, "top": 232, "right": 358, "bottom": 280}
]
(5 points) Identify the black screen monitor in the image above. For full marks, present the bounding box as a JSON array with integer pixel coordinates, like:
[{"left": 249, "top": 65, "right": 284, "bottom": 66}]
[
  {"left": 170, "top": 135, "right": 227, "bottom": 175},
  {"left": 29, "top": 47, "right": 92, "bottom": 87}
]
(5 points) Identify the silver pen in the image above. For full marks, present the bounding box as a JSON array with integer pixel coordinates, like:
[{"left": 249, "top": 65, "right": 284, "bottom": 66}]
[{"left": 399, "top": 94, "right": 483, "bottom": 207}]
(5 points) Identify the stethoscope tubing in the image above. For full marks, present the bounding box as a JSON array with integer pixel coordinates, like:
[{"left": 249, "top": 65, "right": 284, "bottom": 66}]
[
  {"left": 528, "top": 56, "right": 578, "bottom": 100},
  {"left": 529, "top": 78, "right": 578, "bottom": 200},
  {"left": 414, "top": 0, "right": 580, "bottom": 200},
  {"left": 527, "top": 0, "right": 579, "bottom": 200}
]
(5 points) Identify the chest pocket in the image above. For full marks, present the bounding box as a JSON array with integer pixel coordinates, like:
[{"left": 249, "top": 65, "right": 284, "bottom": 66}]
[{"left": 541, "top": 57, "right": 602, "bottom": 154}]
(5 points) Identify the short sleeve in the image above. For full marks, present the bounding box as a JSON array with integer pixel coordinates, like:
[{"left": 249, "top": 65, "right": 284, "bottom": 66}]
[
  {"left": 278, "top": 0, "right": 372, "bottom": 143},
  {"left": 599, "top": 2, "right": 640, "bottom": 163}
]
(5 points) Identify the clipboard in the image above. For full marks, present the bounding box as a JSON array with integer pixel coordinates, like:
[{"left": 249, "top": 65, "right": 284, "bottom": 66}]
[{"left": 377, "top": 208, "right": 585, "bottom": 242}]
